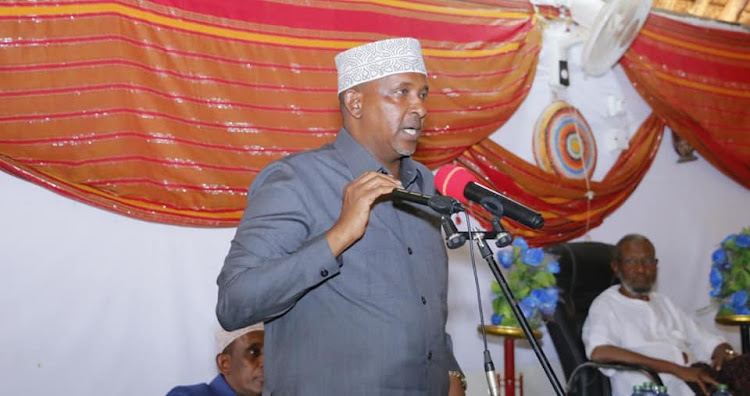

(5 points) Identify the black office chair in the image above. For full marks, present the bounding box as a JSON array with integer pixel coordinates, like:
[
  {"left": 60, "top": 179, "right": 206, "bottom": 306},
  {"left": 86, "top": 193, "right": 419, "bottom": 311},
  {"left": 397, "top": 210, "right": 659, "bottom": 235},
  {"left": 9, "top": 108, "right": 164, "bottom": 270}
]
[{"left": 544, "top": 242, "right": 663, "bottom": 396}]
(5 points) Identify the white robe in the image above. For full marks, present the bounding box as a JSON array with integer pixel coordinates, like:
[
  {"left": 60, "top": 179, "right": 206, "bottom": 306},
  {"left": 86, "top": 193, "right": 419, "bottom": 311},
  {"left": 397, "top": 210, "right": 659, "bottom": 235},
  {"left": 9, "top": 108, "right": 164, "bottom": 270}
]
[{"left": 582, "top": 285, "right": 726, "bottom": 396}]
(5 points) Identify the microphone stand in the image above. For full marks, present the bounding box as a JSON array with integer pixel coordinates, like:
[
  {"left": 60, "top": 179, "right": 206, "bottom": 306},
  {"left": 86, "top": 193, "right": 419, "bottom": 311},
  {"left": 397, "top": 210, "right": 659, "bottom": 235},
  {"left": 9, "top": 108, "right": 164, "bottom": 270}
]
[
  {"left": 439, "top": 196, "right": 563, "bottom": 395},
  {"left": 470, "top": 220, "right": 565, "bottom": 396},
  {"left": 448, "top": 218, "right": 501, "bottom": 396}
]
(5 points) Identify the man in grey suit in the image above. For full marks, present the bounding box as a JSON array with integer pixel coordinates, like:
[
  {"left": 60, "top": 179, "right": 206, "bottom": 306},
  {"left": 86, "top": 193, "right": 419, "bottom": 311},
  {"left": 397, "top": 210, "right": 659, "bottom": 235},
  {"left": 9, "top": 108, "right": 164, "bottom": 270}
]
[{"left": 217, "top": 37, "right": 465, "bottom": 395}]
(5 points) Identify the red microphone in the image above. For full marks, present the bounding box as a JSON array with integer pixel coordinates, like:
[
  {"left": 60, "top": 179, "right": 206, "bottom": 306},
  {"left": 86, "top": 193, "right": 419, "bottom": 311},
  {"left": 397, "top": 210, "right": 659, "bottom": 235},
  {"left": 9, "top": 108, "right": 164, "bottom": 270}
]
[{"left": 435, "top": 165, "right": 545, "bottom": 229}]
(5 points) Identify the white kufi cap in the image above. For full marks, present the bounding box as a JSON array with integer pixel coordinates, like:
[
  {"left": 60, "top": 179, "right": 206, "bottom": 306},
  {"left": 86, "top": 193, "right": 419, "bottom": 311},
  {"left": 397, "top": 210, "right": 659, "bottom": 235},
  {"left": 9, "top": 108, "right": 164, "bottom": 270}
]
[
  {"left": 335, "top": 37, "right": 427, "bottom": 94},
  {"left": 215, "top": 322, "right": 263, "bottom": 354}
]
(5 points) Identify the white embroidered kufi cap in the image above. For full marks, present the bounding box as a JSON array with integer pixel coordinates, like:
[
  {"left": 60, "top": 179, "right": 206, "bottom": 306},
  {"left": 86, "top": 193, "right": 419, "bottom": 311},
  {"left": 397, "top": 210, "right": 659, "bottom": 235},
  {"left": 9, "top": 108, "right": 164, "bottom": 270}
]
[
  {"left": 335, "top": 37, "right": 427, "bottom": 94},
  {"left": 215, "top": 322, "right": 263, "bottom": 354}
]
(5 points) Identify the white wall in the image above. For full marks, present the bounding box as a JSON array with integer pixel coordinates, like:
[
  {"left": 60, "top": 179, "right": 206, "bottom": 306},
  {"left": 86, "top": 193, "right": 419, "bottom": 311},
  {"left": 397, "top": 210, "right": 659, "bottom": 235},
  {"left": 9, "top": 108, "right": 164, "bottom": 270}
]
[
  {"left": 449, "top": 129, "right": 749, "bottom": 395},
  {"left": 450, "top": 31, "right": 749, "bottom": 395},
  {"left": 0, "top": 174, "right": 234, "bottom": 394},
  {"left": 1, "top": 29, "right": 748, "bottom": 396}
]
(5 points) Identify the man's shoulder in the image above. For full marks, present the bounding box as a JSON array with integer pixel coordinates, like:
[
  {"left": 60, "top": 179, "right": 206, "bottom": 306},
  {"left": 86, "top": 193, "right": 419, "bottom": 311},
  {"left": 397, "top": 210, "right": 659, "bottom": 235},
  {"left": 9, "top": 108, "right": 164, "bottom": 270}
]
[
  {"left": 262, "top": 143, "right": 342, "bottom": 175},
  {"left": 589, "top": 285, "right": 620, "bottom": 306},
  {"left": 647, "top": 290, "right": 671, "bottom": 301},
  {"left": 165, "top": 383, "right": 213, "bottom": 396},
  {"left": 165, "top": 375, "right": 236, "bottom": 396},
  {"left": 284, "top": 141, "right": 338, "bottom": 162},
  {"left": 586, "top": 286, "right": 628, "bottom": 320},
  {"left": 648, "top": 290, "right": 680, "bottom": 311},
  {"left": 249, "top": 143, "right": 344, "bottom": 188}
]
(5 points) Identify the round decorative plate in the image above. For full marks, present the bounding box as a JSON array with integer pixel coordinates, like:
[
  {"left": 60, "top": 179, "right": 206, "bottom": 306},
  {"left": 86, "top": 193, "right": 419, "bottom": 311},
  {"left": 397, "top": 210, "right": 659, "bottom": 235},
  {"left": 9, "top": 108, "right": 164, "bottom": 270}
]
[{"left": 533, "top": 101, "right": 597, "bottom": 180}]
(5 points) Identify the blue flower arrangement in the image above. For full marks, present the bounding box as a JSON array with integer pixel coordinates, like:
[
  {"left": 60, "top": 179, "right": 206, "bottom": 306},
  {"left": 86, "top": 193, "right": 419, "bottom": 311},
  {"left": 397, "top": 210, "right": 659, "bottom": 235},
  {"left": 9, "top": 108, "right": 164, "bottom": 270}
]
[
  {"left": 490, "top": 236, "right": 559, "bottom": 329},
  {"left": 710, "top": 228, "right": 750, "bottom": 316}
]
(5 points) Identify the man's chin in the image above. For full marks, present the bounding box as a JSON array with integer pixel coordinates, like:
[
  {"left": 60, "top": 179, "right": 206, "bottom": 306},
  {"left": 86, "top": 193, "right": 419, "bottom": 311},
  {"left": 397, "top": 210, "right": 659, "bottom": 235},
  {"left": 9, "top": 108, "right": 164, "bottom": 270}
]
[
  {"left": 246, "top": 385, "right": 263, "bottom": 396},
  {"left": 622, "top": 282, "right": 652, "bottom": 296},
  {"left": 394, "top": 136, "right": 418, "bottom": 157},
  {"left": 242, "top": 378, "right": 263, "bottom": 395},
  {"left": 396, "top": 148, "right": 416, "bottom": 157}
]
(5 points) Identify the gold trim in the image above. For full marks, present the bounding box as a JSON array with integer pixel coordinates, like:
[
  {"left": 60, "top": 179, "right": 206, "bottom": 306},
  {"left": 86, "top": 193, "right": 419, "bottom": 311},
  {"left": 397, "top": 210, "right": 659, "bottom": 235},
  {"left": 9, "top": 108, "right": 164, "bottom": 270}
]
[
  {"left": 715, "top": 314, "right": 750, "bottom": 325},
  {"left": 478, "top": 325, "right": 543, "bottom": 340}
]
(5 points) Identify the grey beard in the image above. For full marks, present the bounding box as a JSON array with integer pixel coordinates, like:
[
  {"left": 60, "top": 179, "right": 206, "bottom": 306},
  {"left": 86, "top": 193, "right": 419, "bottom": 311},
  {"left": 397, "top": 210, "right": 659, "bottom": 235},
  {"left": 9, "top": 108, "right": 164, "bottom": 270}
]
[{"left": 621, "top": 281, "right": 651, "bottom": 297}]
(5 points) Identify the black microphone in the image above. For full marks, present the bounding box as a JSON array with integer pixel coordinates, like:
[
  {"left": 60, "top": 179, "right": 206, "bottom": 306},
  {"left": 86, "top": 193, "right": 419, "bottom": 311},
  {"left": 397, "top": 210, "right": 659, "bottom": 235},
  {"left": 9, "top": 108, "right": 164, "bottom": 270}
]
[
  {"left": 435, "top": 165, "right": 545, "bottom": 230},
  {"left": 440, "top": 215, "right": 466, "bottom": 249},
  {"left": 391, "top": 188, "right": 463, "bottom": 215}
]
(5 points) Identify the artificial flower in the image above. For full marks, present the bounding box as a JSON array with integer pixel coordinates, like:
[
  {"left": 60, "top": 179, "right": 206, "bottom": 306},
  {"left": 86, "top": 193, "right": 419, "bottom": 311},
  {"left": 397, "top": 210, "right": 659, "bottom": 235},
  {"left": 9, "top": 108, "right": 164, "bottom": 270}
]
[
  {"left": 491, "top": 236, "right": 559, "bottom": 329},
  {"left": 710, "top": 227, "right": 750, "bottom": 317}
]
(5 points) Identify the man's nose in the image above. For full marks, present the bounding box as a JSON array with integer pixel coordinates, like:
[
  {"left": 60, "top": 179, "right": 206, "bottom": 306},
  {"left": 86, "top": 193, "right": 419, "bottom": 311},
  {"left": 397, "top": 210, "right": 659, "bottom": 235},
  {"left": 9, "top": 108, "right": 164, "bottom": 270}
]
[
  {"left": 411, "top": 97, "right": 427, "bottom": 118},
  {"left": 634, "top": 262, "right": 650, "bottom": 272}
]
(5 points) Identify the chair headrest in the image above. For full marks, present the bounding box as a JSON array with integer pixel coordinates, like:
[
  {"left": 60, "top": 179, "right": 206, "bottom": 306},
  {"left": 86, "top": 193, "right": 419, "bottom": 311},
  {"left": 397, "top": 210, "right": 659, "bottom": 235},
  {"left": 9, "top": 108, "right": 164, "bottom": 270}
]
[{"left": 546, "top": 242, "right": 617, "bottom": 291}]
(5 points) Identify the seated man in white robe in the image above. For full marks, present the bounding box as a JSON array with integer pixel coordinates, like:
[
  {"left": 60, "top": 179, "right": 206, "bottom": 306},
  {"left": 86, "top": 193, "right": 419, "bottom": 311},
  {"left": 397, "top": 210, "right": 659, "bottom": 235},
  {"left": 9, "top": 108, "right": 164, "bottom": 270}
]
[{"left": 582, "top": 234, "right": 745, "bottom": 396}]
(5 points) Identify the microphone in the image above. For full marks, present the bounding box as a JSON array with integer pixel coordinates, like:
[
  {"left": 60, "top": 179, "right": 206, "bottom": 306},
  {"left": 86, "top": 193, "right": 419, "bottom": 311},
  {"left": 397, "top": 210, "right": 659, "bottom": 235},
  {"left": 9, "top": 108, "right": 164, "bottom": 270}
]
[
  {"left": 484, "top": 350, "right": 500, "bottom": 396},
  {"left": 434, "top": 165, "right": 545, "bottom": 229},
  {"left": 440, "top": 215, "right": 466, "bottom": 249},
  {"left": 391, "top": 188, "right": 463, "bottom": 215}
]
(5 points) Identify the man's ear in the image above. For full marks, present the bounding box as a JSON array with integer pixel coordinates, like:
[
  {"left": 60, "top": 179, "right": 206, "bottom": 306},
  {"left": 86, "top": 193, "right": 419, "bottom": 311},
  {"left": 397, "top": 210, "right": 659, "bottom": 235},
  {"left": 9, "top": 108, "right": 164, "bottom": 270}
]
[
  {"left": 610, "top": 260, "right": 620, "bottom": 277},
  {"left": 216, "top": 353, "right": 231, "bottom": 375},
  {"left": 343, "top": 89, "right": 363, "bottom": 119}
]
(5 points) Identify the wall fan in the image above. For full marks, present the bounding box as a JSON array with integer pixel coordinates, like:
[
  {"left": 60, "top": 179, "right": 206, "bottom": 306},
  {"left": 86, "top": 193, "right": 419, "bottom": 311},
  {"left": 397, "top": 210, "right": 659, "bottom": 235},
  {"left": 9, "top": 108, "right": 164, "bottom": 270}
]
[{"left": 534, "top": 0, "right": 653, "bottom": 85}]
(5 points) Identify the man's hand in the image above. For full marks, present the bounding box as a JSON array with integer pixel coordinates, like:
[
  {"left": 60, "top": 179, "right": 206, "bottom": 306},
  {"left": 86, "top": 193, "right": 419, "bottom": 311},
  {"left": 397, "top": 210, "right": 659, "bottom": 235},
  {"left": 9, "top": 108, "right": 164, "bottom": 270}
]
[
  {"left": 326, "top": 171, "right": 401, "bottom": 256},
  {"left": 448, "top": 374, "right": 466, "bottom": 396},
  {"left": 673, "top": 365, "right": 718, "bottom": 395},
  {"left": 590, "top": 345, "right": 720, "bottom": 395},
  {"left": 711, "top": 343, "right": 737, "bottom": 371}
]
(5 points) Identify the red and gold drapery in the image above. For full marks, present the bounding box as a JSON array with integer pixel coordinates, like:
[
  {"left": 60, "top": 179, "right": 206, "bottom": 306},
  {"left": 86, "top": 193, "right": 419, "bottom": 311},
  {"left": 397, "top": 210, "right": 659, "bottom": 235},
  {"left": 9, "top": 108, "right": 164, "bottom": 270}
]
[
  {"left": 455, "top": 114, "right": 664, "bottom": 245},
  {"left": 0, "top": 0, "right": 540, "bottom": 226},
  {"left": 459, "top": 13, "right": 750, "bottom": 244},
  {"left": 621, "top": 13, "right": 750, "bottom": 190},
  {"left": 3, "top": 1, "right": 743, "bottom": 245}
]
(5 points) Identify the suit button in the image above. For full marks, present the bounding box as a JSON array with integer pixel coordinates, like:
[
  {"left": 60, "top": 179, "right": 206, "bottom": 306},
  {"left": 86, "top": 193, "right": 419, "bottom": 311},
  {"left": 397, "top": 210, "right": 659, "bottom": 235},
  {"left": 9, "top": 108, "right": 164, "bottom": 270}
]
[
  {"left": 427, "top": 351, "right": 432, "bottom": 360},
  {"left": 421, "top": 296, "right": 427, "bottom": 304},
  {"left": 407, "top": 247, "right": 413, "bottom": 255},
  {"left": 320, "top": 269, "right": 329, "bottom": 277}
]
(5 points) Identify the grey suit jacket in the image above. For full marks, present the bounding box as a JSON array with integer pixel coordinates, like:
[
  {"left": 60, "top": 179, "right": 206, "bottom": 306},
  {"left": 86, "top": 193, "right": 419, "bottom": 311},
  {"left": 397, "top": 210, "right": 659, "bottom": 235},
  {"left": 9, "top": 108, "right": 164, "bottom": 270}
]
[{"left": 217, "top": 128, "right": 460, "bottom": 395}]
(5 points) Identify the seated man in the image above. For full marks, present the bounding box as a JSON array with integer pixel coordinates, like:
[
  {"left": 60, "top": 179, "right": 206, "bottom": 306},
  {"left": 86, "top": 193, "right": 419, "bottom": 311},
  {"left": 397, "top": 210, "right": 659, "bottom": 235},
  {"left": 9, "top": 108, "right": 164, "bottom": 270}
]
[
  {"left": 167, "top": 323, "right": 264, "bottom": 396},
  {"left": 582, "top": 234, "right": 747, "bottom": 396}
]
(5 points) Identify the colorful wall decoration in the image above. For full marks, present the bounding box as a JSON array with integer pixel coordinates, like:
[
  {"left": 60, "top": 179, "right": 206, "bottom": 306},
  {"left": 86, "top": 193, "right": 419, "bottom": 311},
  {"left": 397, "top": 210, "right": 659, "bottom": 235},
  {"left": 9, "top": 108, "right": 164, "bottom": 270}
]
[{"left": 532, "top": 100, "right": 597, "bottom": 181}]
